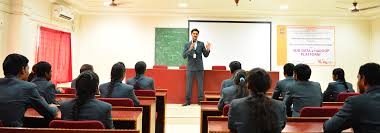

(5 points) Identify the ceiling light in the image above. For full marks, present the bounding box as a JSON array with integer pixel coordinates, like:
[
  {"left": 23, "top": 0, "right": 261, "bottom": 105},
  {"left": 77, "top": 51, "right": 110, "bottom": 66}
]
[
  {"left": 178, "top": 3, "right": 188, "bottom": 8},
  {"left": 280, "top": 5, "right": 289, "bottom": 10}
]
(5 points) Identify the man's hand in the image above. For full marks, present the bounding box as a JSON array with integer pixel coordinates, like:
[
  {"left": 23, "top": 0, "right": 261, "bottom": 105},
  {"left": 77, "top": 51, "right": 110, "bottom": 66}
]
[
  {"left": 206, "top": 41, "right": 211, "bottom": 51},
  {"left": 188, "top": 43, "right": 195, "bottom": 51}
]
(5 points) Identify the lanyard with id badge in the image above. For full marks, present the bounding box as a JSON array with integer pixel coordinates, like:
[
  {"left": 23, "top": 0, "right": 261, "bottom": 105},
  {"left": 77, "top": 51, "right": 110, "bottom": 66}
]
[{"left": 193, "top": 40, "right": 197, "bottom": 59}]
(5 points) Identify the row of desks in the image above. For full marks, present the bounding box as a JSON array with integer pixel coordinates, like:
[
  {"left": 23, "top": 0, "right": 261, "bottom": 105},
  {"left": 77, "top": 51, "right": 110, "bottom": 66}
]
[
  {"left": 24, "top": 90, "right": 167, "bottom": 133},
  {"left": 200, "top": 101, "right": 346, "bottom": 133}
]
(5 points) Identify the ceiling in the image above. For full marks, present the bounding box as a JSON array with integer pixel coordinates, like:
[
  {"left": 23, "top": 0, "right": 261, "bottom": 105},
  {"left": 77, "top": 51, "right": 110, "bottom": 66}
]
[{"left": 62, "top": 0, "right": 380, "bottom": 18}]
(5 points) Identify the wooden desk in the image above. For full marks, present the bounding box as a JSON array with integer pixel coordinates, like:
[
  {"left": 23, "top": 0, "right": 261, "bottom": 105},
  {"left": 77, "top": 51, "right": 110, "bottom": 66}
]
[
  {"left": 137, "top": 97, "right": 156, "bottom": 133},
  {"left": 24, "top": 107, "right": 142, "bottom": 131},
  {"left": 200, "top": 101, "right": 221, "bottom": 133},
  {"left": 155, "top": 89, "right": 167, "bottom": 133},
  {"left": 207, "top": 116, "right": 353, "bottom": 133},
  {"left": 0, "top": 127, "right": 140, "bottom": 133}
]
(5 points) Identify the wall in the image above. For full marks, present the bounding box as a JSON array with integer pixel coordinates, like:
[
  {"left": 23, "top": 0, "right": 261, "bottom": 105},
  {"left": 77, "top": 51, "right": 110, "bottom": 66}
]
[
  {"left": 77, "top": 14, "right": 371, "bottom": 90},
  {"left": 371, "top": 17, "right": 380, "bottom": 63}
]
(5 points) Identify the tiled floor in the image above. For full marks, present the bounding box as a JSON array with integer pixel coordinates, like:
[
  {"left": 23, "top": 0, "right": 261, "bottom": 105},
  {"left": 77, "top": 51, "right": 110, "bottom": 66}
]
[{"left": 165, "top": 104, "right": 201, "bottom": 133}]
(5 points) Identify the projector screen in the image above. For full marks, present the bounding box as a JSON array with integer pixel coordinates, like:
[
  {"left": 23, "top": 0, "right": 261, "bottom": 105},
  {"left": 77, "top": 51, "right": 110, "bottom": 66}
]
[{"left": 188, "top": 20, "right": 272, "bottom": 71}]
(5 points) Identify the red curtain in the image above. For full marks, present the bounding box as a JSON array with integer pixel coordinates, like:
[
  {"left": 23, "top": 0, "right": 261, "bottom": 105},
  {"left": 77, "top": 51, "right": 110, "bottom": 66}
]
[{"left": 36, "top": 27, "right": 72, "bottom": 84}]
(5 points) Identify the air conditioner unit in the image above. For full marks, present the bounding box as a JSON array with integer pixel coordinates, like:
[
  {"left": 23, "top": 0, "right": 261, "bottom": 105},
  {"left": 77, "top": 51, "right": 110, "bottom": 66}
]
[{"left": 52, "top": 5, "right": 74, "bottom": 21}]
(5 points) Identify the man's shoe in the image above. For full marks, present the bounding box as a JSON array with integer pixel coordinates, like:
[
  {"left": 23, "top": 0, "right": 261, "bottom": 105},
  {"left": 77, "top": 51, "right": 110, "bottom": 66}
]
[
  {"left": 182, "top": 103, "right": 190, "bottom": 106},
  {"left": 198, "top": 101, "right": 201, "bottom": 105}
]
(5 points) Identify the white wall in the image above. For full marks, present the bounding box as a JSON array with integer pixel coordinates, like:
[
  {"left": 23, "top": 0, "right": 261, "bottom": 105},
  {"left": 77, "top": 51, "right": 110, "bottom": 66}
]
[
  {"left": 77, "top": 15, "right": 371, "bottom": 90},
  {"left": 371, "top": 18, "right": 380, "bottom": 63}
]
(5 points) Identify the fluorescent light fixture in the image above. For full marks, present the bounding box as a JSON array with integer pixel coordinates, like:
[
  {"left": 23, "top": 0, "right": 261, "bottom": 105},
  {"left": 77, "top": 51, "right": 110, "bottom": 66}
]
[
  {"left": 280, "top": 4, "right": 289, "bottom": 10},
  {"left": 178, "top": 3, "right": 188, "bottom": 8}
]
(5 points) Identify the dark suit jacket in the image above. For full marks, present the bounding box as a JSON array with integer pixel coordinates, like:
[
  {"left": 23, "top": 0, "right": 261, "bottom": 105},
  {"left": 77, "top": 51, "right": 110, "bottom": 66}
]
[
  {"left": 324, "top": 86, "right": 380, "bottom": 133},
  {"left": 272, "top": 76, "right": 294, "bottom": 101},
  {"left": 218, "top": 85, "right": 238, "bottom": 111},
  {"left": 221, "top": 77, "right": 234, "bottom": 90},
  {"left": 323, "top": 80, "right": 354, "bottom": 102},
  {"left": 0, "top": 76, "right": 58, "bottom": 127},
  {"left": 284, "top": 80, "right": 322, "bottom": 117},
  {"left": 182, "top": 41, "right": 210, "bottom": 71},
  {"left": 99, "top": 81, "right": 140, "bottom": 106},
  {"left": 71, "top": 78, "right": 77, "bottom": 88},
  {"left": 126, "top": 75, "right": 154, "bottom": 90},
  {"left": 60, "top": 98, "right": 114, "bottom": 129},
  {"left": 31, "top": 77, "right": 57, "bottom": 104},
  {"left": 228, "top": 97, "right": 287, "bottom": 133}
]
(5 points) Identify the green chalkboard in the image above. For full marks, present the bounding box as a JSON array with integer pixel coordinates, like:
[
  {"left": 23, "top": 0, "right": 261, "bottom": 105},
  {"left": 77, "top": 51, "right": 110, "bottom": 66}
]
[{"left": 155, "top": 28, "right": 188, "bottom": 66}]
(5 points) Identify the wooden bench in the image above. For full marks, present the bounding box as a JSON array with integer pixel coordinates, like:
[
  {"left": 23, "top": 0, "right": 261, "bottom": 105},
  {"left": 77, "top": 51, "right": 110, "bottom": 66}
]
[{"left": 0, "top": 127, "right": 139, "bottom": 133}]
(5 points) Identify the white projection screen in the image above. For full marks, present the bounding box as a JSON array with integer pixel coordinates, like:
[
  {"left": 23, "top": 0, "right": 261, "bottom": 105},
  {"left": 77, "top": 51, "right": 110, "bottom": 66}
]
[{"left": 188, "top": 20, "right": 272, "bottom": 71}]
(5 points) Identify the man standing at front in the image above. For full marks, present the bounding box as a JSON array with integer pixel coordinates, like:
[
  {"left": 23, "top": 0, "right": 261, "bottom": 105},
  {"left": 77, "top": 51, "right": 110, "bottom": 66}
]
[{"left": 182, "top": 28, "right": 211, "bottom": 106}]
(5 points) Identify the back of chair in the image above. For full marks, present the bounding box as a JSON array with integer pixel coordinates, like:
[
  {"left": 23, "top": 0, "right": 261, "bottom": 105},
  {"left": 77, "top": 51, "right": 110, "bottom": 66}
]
[
  {"left": 300, "top": 107, "right": 339, "bottom": 117},
  {"left": 0, "top": 120, "right": 3, "bottom": 127},
  {"left": 134, "top": 90, "right": 155, "bottom": 97},
  {"left": 337, "top": 92, "right": 360, "bottom": 102},
  {"left": 179, "top": 65, "right": 187, "bottom": 70},
  {"left": 153, "top": 65, "right": 168, "bottom": 69},
  {"left": 222, "top": 104, "right": 230, "bottom": 116},
  {"left": 212, "top": 66, "right": 226, "bottom": 70},
  {"left": 63, "top": 88, "right": 76, "bottom": 94},
  {"left": 49, "top": 120, "right": 105, "bottom": 129},
  {"left": 97, "top": 98, "right": 134, "bottom": 107}
]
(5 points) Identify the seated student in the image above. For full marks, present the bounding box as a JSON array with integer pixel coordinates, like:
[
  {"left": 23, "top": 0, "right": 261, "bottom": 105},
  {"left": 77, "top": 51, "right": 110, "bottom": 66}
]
[
  {"left": 324, "top": 63, "right": 380, "bottom": 132},
  {"left": 0, "top": 53, "right": 58, "bottom": 127},
  {"left": 217, "top": 70, "right": 248, "bottom": 111},
  {"left": 60, "top": 71, "right": 114, "bottom": 129},
  {"left": 220, "top": 61, "right": 241, "bottom": 90},
  {"left": 284, "top": 64, "right": 322, "bottom": 117},
  {"left": 323, "top": 68, "right": 355, "bottom": 102},
  {"left": 31, "top": 61, "right": 58, "bottom": 104},
  {"left": 228, "top": 68, "right": 287, "bottom": 133},
  {"left": 27, "top": 64, "right": 37, "bottom": 82},
  {"left": 126, "top": 61, "right": 154, "bottom": 90},
  {"left": 99, "top": 62, "right": 140, "bottom": 106},
  {"left": 272, "top": 63, "right": 295, "bottom": 101},
  {"left": 71, "top": 64, "right": 94, "bottom": 88}
]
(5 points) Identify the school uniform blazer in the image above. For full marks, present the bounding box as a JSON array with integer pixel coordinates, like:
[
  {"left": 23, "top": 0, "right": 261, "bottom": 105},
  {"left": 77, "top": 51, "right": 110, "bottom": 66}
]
[
  {"left": 0, "top": 76, "right": 58, "bottom": 127},
  {"left": 218, "top": 85, "right": 243, "bottom": 111},
  {"left": 221, "top": 77, "right": 234, "bottom": 90},
  {"left": 182, "top": 41, "right": 210, "bottom": 71},
  {"left": 324, "top": 86, "right": 380, "bottom": 133},
  {"left": 99, "top": 81, "right": 140, "bottom": 106},
  {"left": 60, "top": 98, "right": 114, "bottom": 129},
  {"left": 228, "top": 97, "right": 287, "bottom": 133},
  {"left": 126, "top": 75, "right": 155, "bottom": 90},
  {"left": 323, "top": 80, "right": 354, "bottom": 102},
  {"left": 31, "top": 77, "right": 57, "bottom": 104},
  {"left": 272, "top": 76, "right": 294, "bottom": 101},
  {"left": 284, "top": 80, "right": 322, "bottom": 117}
]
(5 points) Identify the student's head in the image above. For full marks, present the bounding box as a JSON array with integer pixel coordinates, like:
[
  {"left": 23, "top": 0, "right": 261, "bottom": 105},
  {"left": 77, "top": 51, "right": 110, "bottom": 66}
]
[
  {"left": 247, "top": 68, "right": 272, "bottom": 95},
  {"left": 27, "top": 64, "right": 38, "bottom": 82},
  {"left": 332, "top": 68, "right": 345, "bottom": 81},
  {"left": 229, "top": 61, "right": 242, "bottom": 74},
  {"left": 34, "top": 61, "right": 52, "bottom": 81},
  {"left": 79, "top": 64, "right": 93, "bottom": 73},
  {"left": 283, "top": 63, "right": 295, "bottom": 77},
  {"left": 357, "top": 63, "right": 380, "bottom": 91},
  {"left": 135, "top": 61, "right": 147, "bottom": 75},
  {"left": 246, "top": 68, "right": 277, "bottom": 132},
  {"left": 233, "top": 70, "right": 248, "bottom": 98},
  {"left": 111, "top": 62, "right": 126, "bottom": 81},
  {"left": 73, "top": 70, "right": 99, "bottom": 120},
  {"left": 293, "top": 64, "right": 312, "bottom": 81},
  {"left": 3, "top": 53, "right": 29, "bottom": 80},
  {"left": 191, "top": 28, "right": 199, "bottom": 41}
]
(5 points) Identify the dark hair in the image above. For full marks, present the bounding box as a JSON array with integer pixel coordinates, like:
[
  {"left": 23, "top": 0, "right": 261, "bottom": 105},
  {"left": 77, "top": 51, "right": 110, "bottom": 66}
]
[
  {"left": 191, "top": 28, "right": 199, "bottom": 34},
  {"left": 358, "top": 63, "right": 380, "bottom": 86},
  {"left": 72, "top": 71, "right": 99, "bottom": 120},
  {"left": 283, "top": 63, "right": 295, "bottom": 76},
  {"left": 27, "top": 64, "right": 38, "bottom": 82},
  {"left": 107, "top": 62, "right": 126, "bottom": 97},
  {"left": 229, "top": 61, "right": 242, "bottom": 74},
  {"left": 246, "top": 68, "right": 276, "bottom": 132},
  {"left": 333, "top": 68, "right": 349, "bottom": 91},
  {"left": 34, "top": 61, "right": 52, "bottom": 78},
  {"left": 233, "top": 70, "right": 248, "bottom": 98},
  {"left": 80, "top": 64, "right": 93, "bottom": 73},
  {"left": 3, "top": 53, "right": 29, "bottom": 76},
  {"left": 294, "top": 64, "right": 312, "bottom": 81},
  {"left": 134, "top": 61, "right": 147, "bottom": 89}
]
